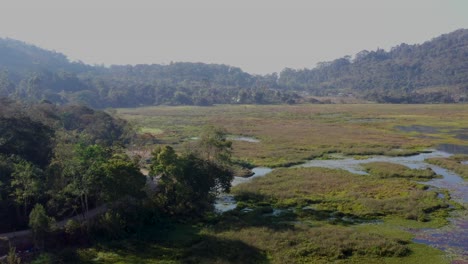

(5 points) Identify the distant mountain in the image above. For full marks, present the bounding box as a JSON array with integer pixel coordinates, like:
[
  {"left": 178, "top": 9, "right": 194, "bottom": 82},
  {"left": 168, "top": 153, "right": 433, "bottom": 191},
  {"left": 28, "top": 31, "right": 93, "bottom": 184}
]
[
  {"left": 0, "top": 38, "right": 290, "bottom": 107},
  {"left": 277, "top": 29, "right": 468, "bottom": 103},
  {"left": 0, "top": 29, "right": 467, "bottom": 106},
  {"left": 0, "top": 38, "right": 90, "bottom": 77}
]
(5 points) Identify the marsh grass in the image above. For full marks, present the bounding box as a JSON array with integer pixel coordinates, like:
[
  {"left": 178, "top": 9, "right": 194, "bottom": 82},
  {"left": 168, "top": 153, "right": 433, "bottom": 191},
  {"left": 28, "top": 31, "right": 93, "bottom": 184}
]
[
  {"left": 233, "top": 167, "right": 450, "bottom": 223},
  {"left": 116, "top": 104, "right": 467, "bottom": 167},
  {"left": 362, "top": 162, "right": 440, "bottom": 180}
]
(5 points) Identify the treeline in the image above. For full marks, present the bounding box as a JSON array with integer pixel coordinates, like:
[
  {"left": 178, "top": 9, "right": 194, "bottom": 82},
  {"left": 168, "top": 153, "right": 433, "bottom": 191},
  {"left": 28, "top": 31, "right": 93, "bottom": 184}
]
[{"left": 0, "top": 29, "right": 467, "bottom": 106}]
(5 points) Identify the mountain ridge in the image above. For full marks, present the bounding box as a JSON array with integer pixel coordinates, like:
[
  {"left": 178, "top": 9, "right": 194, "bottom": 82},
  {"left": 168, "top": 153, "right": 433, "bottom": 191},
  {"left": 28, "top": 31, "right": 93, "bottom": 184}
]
[{"left": 0, "top": 29, "right": 467, "bottom": 106}]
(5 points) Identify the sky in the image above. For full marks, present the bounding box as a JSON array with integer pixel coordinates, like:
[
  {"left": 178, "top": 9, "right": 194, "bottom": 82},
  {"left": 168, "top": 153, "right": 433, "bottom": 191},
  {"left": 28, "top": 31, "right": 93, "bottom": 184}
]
[{"left": 0, "top": 0, "right": 467, "bottom": 74}]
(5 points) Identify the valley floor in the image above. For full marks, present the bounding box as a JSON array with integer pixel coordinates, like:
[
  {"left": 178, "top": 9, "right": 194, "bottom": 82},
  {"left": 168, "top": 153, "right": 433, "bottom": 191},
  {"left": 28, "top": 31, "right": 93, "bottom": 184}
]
[{"left": 31, "top": 104, "right": 468, "bottom": 263}]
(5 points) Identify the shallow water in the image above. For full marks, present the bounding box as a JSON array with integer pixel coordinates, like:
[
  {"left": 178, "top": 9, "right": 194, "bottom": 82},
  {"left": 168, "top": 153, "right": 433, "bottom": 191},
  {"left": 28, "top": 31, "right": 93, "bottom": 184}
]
[
  {"left": 214, "top": 167, "right": 273, "bottom": 212},
  {"left": 437, "top": 144, "right": 468, "bottom": 155},
  {"left": 299, "top": 150, "right": 468, "bottom": 259},
  {"left": 413, "top": 210, "right": 468, "bottom": 260},
  {"left": 300, "top": 150, "right": 452, "bottom": 172},
  {"left": 396, "top": 125, "right": 440, "bottom": 134},
  {"left": 216, "top": 150, "right": 468, "bottom": 258},
  {"left": 228, "top": 136, "right": 260, "bottom": 143}
]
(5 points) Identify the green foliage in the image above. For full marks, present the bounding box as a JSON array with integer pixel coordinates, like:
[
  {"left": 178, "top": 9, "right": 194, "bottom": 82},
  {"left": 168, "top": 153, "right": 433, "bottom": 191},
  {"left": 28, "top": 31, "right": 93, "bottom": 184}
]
[
  {"left": 277, "top": 29, "right": 468, "bottom": 103},
  {"left": 29, "top": 203, "right": 54, "bottom": 249},
  {"left": 58, "top": 105, "right": 130, "bottom": 146},
  {"left": 196, "top": 125, "right": 233, "bottom": 164},
  {"left": 95, "top": 210, "right": 127, "bottom": 239},
  {"left": 362, "top": 162, "right": 439, "bottom": 180},
  {"left": 150, "top": 145, "right": 233, "bottom": 216},
  {"left": 0, "top": 99, "right": 135, "bottom": 232},
  {"left": 233, "top": 167, "right": 450, "bottom": 223},
  {"left": 6, "top": 246, "right": 21, "bottom": 264},
  {"left": 0, "top": 116, "right": 53, "bottom": 168},
  {"left": 101, "top": 154, "right": 146, "bottom": 201},
  {"left": 64, "top": 219, "right": 81, "bottom": 236},
  {"left": 10, "top": 159, "right": 42, "bottom": 218}
]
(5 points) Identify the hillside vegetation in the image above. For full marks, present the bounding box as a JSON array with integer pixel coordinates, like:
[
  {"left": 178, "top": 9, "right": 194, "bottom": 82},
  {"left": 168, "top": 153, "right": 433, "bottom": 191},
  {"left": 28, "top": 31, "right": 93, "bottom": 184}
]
[{"left": 0, "top": 29, "right": 467, "bottom": 107}]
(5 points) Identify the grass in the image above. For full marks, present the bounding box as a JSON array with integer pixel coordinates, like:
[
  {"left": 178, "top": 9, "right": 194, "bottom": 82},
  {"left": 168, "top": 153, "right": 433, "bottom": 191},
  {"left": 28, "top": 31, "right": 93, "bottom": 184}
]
[
  {"left": 362, "top": 162, "right": 440, "bottom": 180},
  {"left": 200, "top": 166, "right": 453, "bottom": 263},
  {"left": 116, "top": 104, "right": 468, "bottom": 167},
  {"left": 233, "top": 167, "right": 450, "bottom": 224}
]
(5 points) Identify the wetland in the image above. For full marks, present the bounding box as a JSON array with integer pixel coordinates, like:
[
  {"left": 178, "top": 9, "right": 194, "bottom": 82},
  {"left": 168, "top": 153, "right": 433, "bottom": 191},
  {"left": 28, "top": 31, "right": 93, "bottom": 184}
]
[{"left": 103, "top": 104, "right": 468, "bottom": 263}]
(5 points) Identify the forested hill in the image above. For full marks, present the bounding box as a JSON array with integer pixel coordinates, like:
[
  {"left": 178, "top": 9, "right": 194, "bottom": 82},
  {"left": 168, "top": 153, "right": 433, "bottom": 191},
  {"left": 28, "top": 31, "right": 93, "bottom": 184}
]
[
  {"left": 278, "top": 29, "right": 468, "bottom": 103},
  {"left": 0, "top": 29, "right": 467, "bottom": 106}
]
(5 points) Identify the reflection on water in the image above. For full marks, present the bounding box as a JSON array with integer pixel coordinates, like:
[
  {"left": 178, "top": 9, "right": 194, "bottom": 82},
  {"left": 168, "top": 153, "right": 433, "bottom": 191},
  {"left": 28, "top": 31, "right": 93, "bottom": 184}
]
[
  {"left": 228, "top": 136, "right": 260, "bottom": 143},
  {"left": 396, "top": 125, "right": 440, "bottom": 134},
  {"left": 214, "top": 194, "right": 237, "bottom": 212},
  {"left": 413, "top": 210, "right": 468, "bottom": 260},
  {"left": 437, "top": 144, "right": 468, "bottom": 155},
  {"left": 231, "top": 167, "right": 273, "bottom": 187},
  {"left": 301, "top": 150, "right": 449, "bottom": 170},
  {"left": 215, "top": 167, "right": 273, "bottom": 212}
]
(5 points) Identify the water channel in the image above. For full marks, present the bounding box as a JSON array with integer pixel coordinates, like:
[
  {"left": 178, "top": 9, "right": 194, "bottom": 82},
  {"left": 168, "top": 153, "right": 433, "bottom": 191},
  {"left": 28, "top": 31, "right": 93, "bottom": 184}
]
[{"left": 215, "top": 150, "right": 468, "bottom": 259}]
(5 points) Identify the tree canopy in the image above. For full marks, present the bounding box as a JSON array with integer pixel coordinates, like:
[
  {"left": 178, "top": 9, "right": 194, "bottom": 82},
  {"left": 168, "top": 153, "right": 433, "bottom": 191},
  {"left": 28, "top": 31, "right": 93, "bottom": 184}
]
[
  {"left": 0, "top": 99, "right": 141, "bottom": 232},
  {"left": 149, "top": 128, "right": 234, "bottom": 216}
]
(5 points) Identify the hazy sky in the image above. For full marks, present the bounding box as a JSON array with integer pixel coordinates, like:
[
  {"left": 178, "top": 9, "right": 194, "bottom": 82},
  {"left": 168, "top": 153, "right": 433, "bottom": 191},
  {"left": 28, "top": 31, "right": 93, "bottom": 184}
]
[{"left": 0, "top": 0, "right": 467, "bottom": 74}]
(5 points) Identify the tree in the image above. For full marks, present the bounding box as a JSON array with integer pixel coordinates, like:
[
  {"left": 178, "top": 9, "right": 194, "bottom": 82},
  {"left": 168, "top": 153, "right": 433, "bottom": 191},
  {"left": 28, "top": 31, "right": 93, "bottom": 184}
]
[
  {"left": 62, "top": 144, "right": 109, "bottom": 218},
  {"left": 150, "top": 146, "right": 233, "bottom": 216},
  {"left": 102, "top": 153, "right": 146, "bottom": 201},
  {"left": 150, "top": 146, "right": 181, "bottom": 177},
  {"left": 29, "top": 204, "right": 53, "bottom": 249},
  {"left": 10, "top": 160, "right": 42, "bottom": 220},
  {"left": 0, "top": 116, "right": 54, "bottom": 168},
  {"left": 196, "top": 126, "right": 232, "bottom": 165}
]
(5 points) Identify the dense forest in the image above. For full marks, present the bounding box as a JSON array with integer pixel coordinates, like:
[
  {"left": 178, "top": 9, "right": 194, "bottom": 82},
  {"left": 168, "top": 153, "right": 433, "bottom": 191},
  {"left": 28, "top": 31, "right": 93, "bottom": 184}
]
[
  {"left": 279, "top": 29, "right": 468, "bottom": 103},
  {"left": 0, "top": 29, "right": 467, "bottom": 107},
  {"left": 0, "top": 98, "right": 136, "bottom": 233},
  {"left": 0, "top": 99, "right": 234, "bottom": 260}
]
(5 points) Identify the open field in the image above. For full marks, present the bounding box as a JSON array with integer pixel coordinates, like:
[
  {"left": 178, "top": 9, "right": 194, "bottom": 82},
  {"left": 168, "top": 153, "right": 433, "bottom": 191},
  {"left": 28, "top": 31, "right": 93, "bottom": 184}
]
[
  {"left": 66, "top": 104, "right": 467, "bottom": 263},
  {"left": 116, "top": 104, "right": 468, "bottom": 167}
]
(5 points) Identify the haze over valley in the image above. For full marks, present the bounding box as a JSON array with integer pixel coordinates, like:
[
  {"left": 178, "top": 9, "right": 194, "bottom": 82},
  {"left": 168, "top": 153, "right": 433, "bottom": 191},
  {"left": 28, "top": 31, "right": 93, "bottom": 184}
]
[{"left": 0, "top": 1, "right": 467, "bottom": 263}]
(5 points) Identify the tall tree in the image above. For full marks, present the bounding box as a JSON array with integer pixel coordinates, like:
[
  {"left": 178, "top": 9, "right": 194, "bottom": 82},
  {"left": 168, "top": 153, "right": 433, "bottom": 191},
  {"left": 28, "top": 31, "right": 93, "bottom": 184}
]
[
  {"left": 10, "top": 159, "right": 42, "bottom": 220},
  {"left": 196, "top": 126, "right": 232, "bottom": 164},
  {"left": 150, "top": 146, "right": 233, "bottom": 216},
  {"left": 29, "top": 203, "right": 53, "bottom": 249}
]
